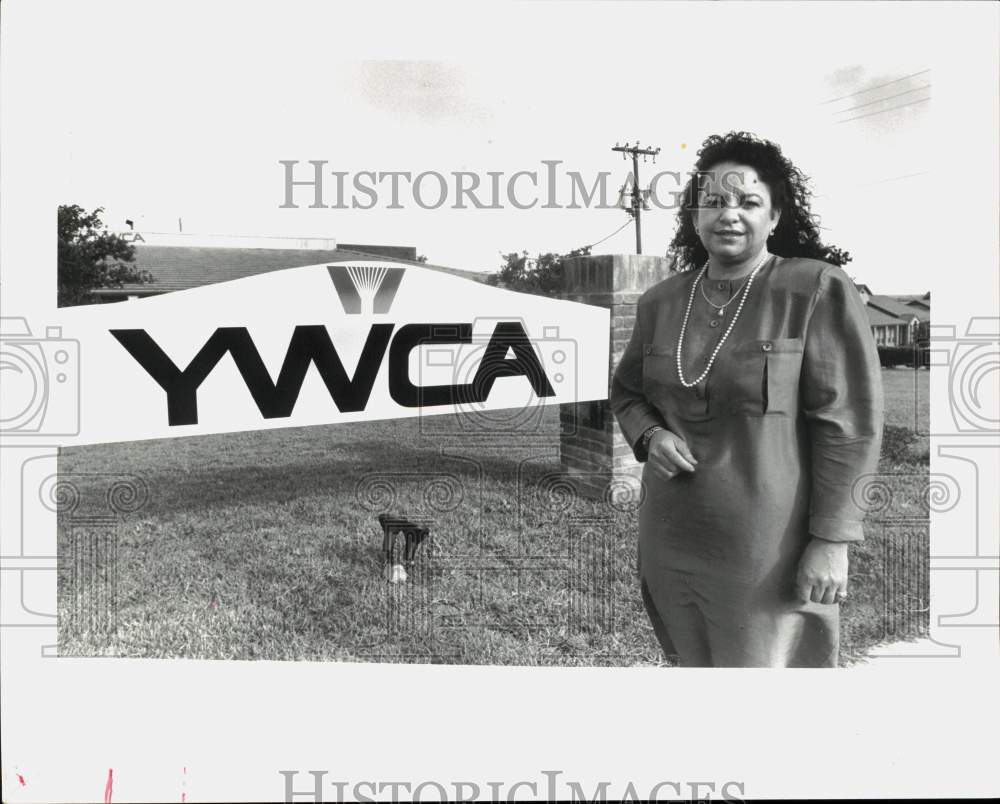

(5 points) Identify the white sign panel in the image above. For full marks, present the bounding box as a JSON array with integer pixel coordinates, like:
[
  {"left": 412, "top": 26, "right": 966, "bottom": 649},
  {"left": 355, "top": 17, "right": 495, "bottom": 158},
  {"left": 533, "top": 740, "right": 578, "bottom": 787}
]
[{"left": 10, "top": 262, "right": 608, "bottom": 447}]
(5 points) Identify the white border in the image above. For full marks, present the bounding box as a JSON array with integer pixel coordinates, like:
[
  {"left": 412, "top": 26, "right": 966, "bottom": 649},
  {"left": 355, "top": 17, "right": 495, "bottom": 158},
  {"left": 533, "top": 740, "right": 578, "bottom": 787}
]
[{"left": 2, "top": 2, "right": 998, "bottom": 801}]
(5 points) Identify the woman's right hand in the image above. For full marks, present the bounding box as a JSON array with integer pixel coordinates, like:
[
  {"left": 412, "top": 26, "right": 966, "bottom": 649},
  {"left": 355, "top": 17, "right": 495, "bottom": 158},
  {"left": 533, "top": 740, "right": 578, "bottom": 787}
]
[{"left": 646, "top": 429, "right": 698, "bottom": 481}]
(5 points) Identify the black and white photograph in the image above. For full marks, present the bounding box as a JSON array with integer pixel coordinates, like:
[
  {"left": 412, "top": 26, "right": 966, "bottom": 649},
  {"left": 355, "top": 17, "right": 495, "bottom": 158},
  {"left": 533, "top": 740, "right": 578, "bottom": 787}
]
[
  {"left": 53, "top": 132, "right": 931, "bottom": 669},
  {"left": 1, "top": 1, "right": 997, "bottom": 802}
]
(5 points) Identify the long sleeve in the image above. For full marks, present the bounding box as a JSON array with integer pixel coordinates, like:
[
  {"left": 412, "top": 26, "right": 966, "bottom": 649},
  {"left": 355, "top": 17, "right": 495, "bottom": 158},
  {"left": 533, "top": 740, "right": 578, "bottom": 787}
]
[
  {"left": 801, "top": 265, "right": 885, "bottom": 542},
  {"left": 610, "top": 295, "right": 667, "bottom": 461}
]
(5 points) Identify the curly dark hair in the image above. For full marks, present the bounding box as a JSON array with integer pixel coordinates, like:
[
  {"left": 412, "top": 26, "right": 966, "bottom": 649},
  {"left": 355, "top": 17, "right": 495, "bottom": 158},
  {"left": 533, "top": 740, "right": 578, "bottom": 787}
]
[{"left": 667, "top": 131, "right": 851, "bottom": 270}]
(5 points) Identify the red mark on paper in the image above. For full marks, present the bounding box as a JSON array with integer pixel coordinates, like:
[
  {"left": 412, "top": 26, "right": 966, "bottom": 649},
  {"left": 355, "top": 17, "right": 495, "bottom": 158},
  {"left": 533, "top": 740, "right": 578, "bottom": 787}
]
[
  {"left": 17, "top": 773, "right": 27, "bottom": 786},
  {"left": 104, "top": 768, "right": 114, "bottom": 803}
]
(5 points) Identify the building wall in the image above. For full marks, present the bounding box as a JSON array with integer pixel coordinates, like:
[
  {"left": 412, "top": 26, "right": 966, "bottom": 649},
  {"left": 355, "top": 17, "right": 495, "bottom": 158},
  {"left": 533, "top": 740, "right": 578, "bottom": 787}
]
[{"left": 873, "top": 324, "right": 907, "bottom": 346}]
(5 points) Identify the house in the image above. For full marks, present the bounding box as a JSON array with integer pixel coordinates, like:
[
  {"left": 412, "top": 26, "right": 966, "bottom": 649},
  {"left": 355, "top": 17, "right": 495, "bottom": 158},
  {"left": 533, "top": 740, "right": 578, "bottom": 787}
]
[
  {"left": 867, "top": 294, "right": 921, "bottom": 346},
  {"left": 866, "top": 304, "right": 913, "bottom": 346},
  {"left": 887, "top": 293, "right": 931, "bottom": 341},
  {"left": 854, "top": 283, "right": 931, "bottom": 346},
  {"left": 93, "top": 231, "right": 489, "bottom": 302}
]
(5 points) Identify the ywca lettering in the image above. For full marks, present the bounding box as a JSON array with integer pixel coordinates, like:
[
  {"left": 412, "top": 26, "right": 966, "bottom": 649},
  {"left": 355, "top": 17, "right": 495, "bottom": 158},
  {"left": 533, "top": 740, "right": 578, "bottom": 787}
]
[{"left": 110, "top": 322, "right": 555, "bottom": 426}]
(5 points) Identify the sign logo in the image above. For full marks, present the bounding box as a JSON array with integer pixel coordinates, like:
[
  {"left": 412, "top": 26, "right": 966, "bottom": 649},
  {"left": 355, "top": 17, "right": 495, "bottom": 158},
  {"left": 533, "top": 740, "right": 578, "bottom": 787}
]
[
  {"left": 110, "top": 321, "right": 555, "bottom": 426},
  {"left": 98, "top": 262, "right": 605, "bottom": 436},
  {"left": 328, "top": 265, "right": 405, "bottom": 315}
]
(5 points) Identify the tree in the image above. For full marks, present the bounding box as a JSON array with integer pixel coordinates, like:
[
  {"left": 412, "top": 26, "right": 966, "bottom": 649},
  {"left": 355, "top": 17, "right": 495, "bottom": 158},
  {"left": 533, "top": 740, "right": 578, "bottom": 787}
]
[
  {"left": 57, "top": 205, "right": 153, "bottom": 306},
  {"left": 488, "top": 246, "right": 592, "bottom": 297}
]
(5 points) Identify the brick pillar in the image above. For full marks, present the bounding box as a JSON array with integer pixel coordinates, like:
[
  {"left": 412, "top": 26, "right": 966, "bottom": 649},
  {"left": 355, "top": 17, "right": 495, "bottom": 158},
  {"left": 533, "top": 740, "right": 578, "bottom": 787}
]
[{"left": 559, "top": 254, "right": 673, "bottom": 500}]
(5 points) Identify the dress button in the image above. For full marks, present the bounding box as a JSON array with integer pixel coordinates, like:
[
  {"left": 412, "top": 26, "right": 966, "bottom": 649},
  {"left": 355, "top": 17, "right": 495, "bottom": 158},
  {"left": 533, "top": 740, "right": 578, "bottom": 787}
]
[
  {"left": 644, "top": 345, "right": 651, "bottom": 354},
  {"left": 709, "top": 319, "right": 720, "bottom": 328},
  {"left": 761, "top": 342, "right": 773, "bottom": 352},
  {"left": 717, "top": 282, "right": 726, "bottom": 290}
]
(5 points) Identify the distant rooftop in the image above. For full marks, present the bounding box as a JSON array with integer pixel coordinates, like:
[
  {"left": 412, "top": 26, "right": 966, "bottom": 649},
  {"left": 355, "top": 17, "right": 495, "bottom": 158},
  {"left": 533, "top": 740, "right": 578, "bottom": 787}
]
[
  {"left": 865, "top": 306, "right": 910, "bottom": 327},
  {"left": 117, "top": 230, "right": 341, "bottom": 250},
  {"left": 867, "top": 294, "right": 928, "bottom": 322},
  {"left": 95, "top": 232, "right": 489, "bottom": 298}
]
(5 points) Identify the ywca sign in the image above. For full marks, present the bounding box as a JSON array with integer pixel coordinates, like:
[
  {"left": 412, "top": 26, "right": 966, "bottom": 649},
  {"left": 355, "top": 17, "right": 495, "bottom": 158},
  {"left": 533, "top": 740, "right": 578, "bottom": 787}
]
[
  {"left": 52, "top": 262, "right": 609, "bottom": 446},
  {"left": 329, "top": 265, "right": 405, "bottom": 314}
]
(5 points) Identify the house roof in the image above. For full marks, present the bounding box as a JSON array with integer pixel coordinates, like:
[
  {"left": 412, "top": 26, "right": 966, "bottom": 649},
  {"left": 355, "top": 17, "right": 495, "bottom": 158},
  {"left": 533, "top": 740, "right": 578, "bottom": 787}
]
[
  {"left": 892, "top": 295, "right": 931, "bottom": 315},
  {"left": 851, "top": 284, "right": 931, "bottom": 319},
  {"left": 866, "top": 306, "right": 910, "bottom": 327},
  {"left": 900, "top": 300, "right": 931, "bottom": 318},
  {"left": 94, "top": 245, "right": 491, "bottom": 297},
  {"left": 867, "top": 294, "right": 923, "bottom": 321}
]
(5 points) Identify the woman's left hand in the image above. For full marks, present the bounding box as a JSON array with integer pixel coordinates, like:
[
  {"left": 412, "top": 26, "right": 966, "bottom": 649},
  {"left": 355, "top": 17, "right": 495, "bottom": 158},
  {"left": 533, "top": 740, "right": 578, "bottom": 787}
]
[{"left": 795, "top": 538, "right": 849, "bottom": 605}]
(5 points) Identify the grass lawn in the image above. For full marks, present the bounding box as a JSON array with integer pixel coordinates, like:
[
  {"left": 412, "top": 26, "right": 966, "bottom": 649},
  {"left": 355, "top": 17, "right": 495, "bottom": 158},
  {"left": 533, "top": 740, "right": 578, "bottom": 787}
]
[
  {"left": 881, "top": 366, "right": 930, "bottom": 433},
  {"left": 58, "top": 369, "right": 929, "bottom": 666}
]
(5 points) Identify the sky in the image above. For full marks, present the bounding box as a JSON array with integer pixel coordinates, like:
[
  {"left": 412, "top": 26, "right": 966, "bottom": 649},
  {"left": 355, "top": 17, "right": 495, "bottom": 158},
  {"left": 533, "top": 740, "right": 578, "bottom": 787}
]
[{"left": 40, "top": 3, "right": 946, "bottom": 294}]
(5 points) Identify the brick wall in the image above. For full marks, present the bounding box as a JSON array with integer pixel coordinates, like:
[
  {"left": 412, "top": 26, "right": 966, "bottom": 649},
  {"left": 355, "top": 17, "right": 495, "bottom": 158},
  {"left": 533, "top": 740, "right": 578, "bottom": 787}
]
[{"left": 559, "top": 254, "right": 673, "bottom": 499}]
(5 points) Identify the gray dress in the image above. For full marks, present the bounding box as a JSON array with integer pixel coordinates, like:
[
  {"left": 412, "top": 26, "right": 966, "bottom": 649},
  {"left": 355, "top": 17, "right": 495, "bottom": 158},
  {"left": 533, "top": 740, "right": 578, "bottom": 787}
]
[{"left": 610, "top": 256, "right": 884, "bottom": 667}]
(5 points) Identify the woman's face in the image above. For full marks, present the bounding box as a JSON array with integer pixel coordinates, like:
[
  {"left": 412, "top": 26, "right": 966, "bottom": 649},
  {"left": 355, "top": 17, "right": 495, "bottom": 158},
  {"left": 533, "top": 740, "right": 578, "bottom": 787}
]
[{"left": 691, "top": 161, "right": 780, "bottom": 264}]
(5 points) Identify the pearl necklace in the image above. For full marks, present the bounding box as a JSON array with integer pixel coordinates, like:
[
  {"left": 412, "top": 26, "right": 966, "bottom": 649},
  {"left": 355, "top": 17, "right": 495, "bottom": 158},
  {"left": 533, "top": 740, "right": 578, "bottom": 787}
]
[{"left": 676, "top": 251, "right": 770, "bottom": 388}]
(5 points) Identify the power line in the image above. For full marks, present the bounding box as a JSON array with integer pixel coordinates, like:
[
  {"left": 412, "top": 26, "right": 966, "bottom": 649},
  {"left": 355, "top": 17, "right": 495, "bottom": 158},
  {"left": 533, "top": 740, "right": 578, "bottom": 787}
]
[
  {"left": 835, "top": 84, "right": 931, "bottom": 115},
  {"left": 857, "top": 171, "right": 930, "bottom": 188},
  {"left": 820, "top": 68, "right": 931, "bottom": 105},
  {"left": 836, "top": 96, "right": 931, "bottom": 124},
  {"left": 510, "top": 219, "right": 636, "bottom": 270},
  {"left": 584, "top": 219, "right": 633, "bottom": 251}
]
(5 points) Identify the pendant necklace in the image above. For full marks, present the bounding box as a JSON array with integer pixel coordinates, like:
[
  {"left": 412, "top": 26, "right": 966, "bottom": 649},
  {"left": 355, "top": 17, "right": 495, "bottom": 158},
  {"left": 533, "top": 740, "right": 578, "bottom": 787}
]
[
  {"left": 676, "top": 251, "right": 770, "bottom": 388},
  {"left": 700, "top": 273, "right": 750, "bottom": 317}
]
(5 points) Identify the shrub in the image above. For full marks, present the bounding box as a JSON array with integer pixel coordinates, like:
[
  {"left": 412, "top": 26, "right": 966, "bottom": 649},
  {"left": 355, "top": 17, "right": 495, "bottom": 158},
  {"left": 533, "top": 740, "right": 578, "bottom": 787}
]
[{"left": 878, "top": 345, "right": 929, "bottom": 368}]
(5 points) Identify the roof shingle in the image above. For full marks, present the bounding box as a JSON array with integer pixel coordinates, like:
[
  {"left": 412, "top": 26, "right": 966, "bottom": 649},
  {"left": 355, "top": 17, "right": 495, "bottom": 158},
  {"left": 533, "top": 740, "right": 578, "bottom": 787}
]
[
  {"left": 866, "top": 306, "right": 911, "bottom": 326},
  {"left": 96, "top": 245, "right": 491, "bottom": 296}
]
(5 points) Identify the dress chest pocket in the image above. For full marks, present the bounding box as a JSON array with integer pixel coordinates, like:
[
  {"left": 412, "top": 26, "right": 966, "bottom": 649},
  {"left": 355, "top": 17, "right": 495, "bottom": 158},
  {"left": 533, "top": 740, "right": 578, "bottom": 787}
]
[
  {"left": 641, "top": 344, "right": 675, "bottom": 398},
  {"left": 721, "top": 338, "right": 803, "bottom": 416},
  {"left": 642, "top": 344, "right": 714, "bottom": 420}
]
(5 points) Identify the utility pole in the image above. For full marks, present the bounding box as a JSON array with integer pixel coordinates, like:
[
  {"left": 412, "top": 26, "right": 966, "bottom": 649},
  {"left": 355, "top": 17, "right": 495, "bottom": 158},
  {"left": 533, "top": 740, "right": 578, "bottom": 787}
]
[{"left": 612, "top": 141, "right": 660, "bottom": 254}]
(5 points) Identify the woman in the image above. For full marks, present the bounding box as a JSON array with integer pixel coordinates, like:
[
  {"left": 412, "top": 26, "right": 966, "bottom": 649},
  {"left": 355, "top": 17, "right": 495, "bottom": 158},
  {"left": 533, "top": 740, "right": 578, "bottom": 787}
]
[{"left": 611, "top": 131, "right": 883, "bottom": 667}]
